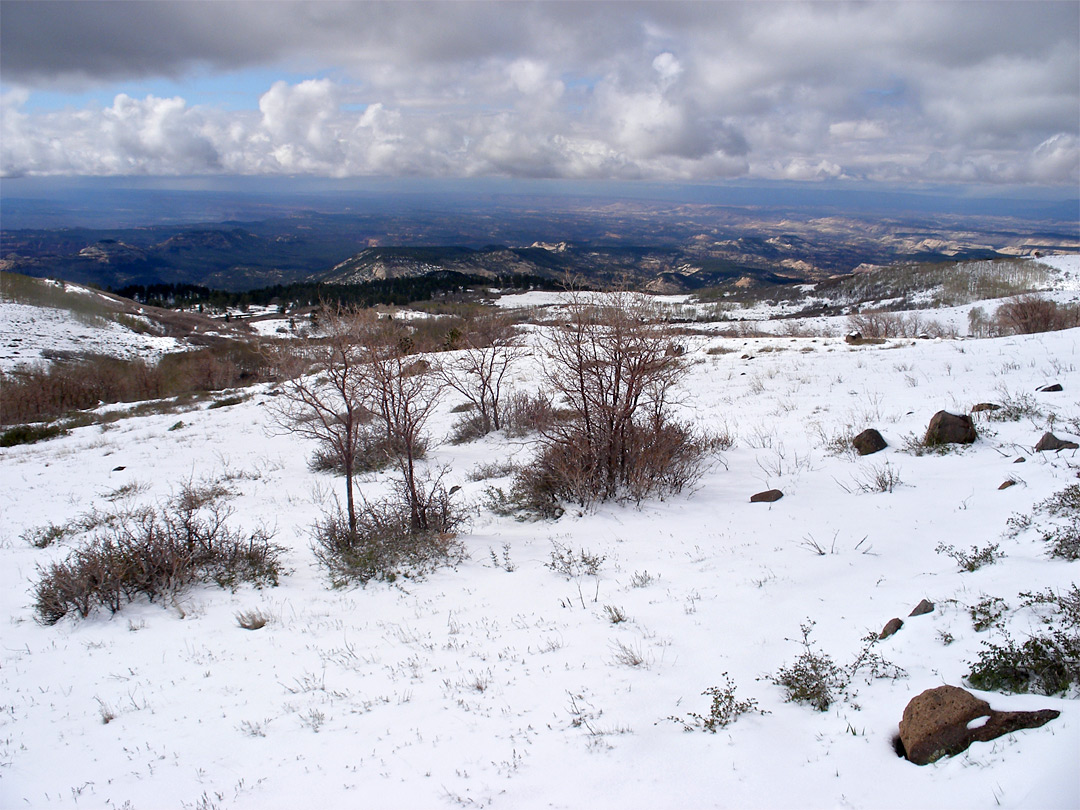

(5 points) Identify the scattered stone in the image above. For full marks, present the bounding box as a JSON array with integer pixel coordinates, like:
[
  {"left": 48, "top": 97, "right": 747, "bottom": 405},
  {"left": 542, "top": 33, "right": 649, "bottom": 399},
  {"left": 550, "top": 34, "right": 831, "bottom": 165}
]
[
  {"left": 909, "top": 599, "right": 934, "bottom": 617},
  {"left": 852, "top": 428, "right": 888, "bottom": 456},
  {"left": 970, "top": 402, "right": 1001, "bottom": 414},
  {"left": 879, "top": 617, "right": 904, "bottom": 639},
  {"left": 898, "top": 685, "right": 1059, "bottom": 766},
  {"left": 1013, "top": 456, "right": 1026, "bottom": 463},
  {"left": 112, "top": 466, "right": 126, "bottom": 472},
  {"left": 750, "top": 489, "right": 784, "bottom": 503},
  {"left": 448, "top": 485, "right": 461, "bottom": 495},
  {"left": 845, "top": 331, "right": 862, "bottom": 345},
  {"left": 1036, "top": 383, "right": 1063, "bottom": 393},
  {"left": 1034, "top": 432, "right": 1079, "bottom": 452},
  {"left": 998, "top": 479, "right": 1017, "bottom": 490},
  {"left": 923, "top": 410, "right": 977, "bottom": 445}
]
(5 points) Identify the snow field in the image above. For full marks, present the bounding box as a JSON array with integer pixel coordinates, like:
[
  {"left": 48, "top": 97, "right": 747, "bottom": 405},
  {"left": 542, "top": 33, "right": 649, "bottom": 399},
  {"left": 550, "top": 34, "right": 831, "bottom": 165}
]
[{"left": 1, "top": 281, "right": 1079, "bottom": 809}]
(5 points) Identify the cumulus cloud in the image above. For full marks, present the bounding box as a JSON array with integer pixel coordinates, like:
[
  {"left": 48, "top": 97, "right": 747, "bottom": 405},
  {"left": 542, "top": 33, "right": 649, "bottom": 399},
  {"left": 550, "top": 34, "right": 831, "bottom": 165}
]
[{"left": 1, "top": 2, "right": 1076, "bottom": 185}]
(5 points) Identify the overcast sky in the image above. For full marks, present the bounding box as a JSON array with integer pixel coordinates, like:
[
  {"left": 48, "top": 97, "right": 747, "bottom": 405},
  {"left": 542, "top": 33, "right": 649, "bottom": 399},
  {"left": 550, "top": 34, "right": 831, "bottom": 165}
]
[{"left": 1, "top": 1, "right": 1077, "bottom": 188}]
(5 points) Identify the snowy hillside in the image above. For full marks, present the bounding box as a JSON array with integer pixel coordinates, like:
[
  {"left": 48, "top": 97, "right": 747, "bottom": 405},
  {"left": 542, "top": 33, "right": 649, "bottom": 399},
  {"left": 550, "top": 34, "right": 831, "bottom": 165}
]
[{"left": 1, "top": 259, "right": 1079, "bottom": 810}]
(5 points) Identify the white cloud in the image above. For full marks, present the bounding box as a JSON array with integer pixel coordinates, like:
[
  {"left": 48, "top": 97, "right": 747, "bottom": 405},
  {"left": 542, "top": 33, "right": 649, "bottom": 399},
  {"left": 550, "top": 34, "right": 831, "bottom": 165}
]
[
  {"left": 1, "top": 2, "right": 1075, "bottom": 186},
  {"left": 829, "top": 120, "right": 887, "bottom": 141},
  {"left": 770, "top": 158, "right": 845, "bottom": 182},
  {"left": 651, "top": 52, "right": 683, "bottom": 89}
]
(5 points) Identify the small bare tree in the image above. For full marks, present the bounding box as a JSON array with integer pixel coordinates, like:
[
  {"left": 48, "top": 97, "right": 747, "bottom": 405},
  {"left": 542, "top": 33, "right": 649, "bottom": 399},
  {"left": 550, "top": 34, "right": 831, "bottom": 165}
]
[
  {"left": 356, "top": 317, "right": 444, "bottom": 533},
  {"left": 267, "top": 305, "right": 375, "bottom": 538},
  {"left": 438, "top": 311, "right": 528, "bottom": 435},
  {"left": 269, "top": 305, "right": 460, "bottom": 583},
  {"left": 521, "top": 290, "right": 706, "bottom": 507}
]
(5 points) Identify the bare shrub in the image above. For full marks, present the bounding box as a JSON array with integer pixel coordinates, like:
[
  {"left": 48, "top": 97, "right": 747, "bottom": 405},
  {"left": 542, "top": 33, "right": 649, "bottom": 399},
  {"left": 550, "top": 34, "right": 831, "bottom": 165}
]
[
  {"left": 935, "top": 541, "right": 1005, "bottom": 572},
  {"left": 994, "top": 295, "right": 1080, "bottom": 335},
  {"left": 668, "top": 675, "right": 766, "bottom": 732},
  {"left": 1, "top": 342, "right": 273, "bottom": 427},
  {"left": 33, "top": 483, "right": 282, "bottom": 625},
  {"left": 847, "top": 310, "right": 955, "bottom": 340},
  {"left": 498, "top": 390, "right": 561, "bottom": 437},
  {"left": 514, "top": 292, "right": 712, "bottom": 510},
  {"left": 468, "top": 459, "right": 518, "bottom": 481},
  {"left": 437, "top": 312, "right": 527, "bottom": 437},
  {"left": 311, "top": 472, "right": 466, "bottom": 586}
]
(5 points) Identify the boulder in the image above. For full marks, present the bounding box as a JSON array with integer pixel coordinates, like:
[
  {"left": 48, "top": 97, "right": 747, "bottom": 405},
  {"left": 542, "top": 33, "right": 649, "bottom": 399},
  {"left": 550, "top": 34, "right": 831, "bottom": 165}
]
[
  {"left": 1034, "top": 432, "right": 1079, "bottom": 452},
  {"left": 879, "top": 618, "right": 903, "bottom": 639},
  {"left": 845, "top": 331, "right": 863, "bottom": 344},
  {"left": 898, "top": 685, "right": 1059, "bottom": 765},
  {"left": 1037, "top": 383, "right": 1063, "bottom": 393},
  {"left": 852, "top": 428, "right": 888, "bottom": 456},
  {"left": 909, "top": 599, "right": 934, "bottom": 617},
  {"left": 924, "top": 410, "right": 977, "bottom": 446},
  {"left": 750, "top": 489, "right": 784, "bottom": 503}
]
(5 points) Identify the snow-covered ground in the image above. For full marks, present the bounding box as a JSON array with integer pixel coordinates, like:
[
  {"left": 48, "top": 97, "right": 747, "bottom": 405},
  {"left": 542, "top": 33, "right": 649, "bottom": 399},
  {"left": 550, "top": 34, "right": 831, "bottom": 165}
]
[
  {"left": 3, "top": 298, "right": 1080, "bottom": 808},
  {"left": 0, "top": 301, "right": 185, "bottom": 372},
  {"left": 493, "top": 256, "right": 1080, "bottom": 341}
]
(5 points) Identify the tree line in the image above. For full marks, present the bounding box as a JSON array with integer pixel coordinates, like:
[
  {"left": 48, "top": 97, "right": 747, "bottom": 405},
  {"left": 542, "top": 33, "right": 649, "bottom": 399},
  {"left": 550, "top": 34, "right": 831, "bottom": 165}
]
[{"left": 111, "top": 272, "right": 566, "bottom": 312}]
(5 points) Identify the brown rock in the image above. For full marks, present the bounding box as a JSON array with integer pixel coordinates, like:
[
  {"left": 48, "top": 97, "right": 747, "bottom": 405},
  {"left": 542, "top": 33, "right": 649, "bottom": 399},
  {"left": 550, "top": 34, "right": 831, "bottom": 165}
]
[
  {"left": 924, "top": 410, "right": 977, "bottom": 445},
  {"left": 909, "top": 599, "right": 934, "bottom": 617},
  {"left": 852, "top": 428, "right": 888, "bottom": 456},
  {"left": 1034, "top": 432, "right": 1079, "bottom": 452},
  {"left": 1037, "top": 383, "right": 1063, "bottom": 392},
  {"left": 998, "top": 479, "right": 1017, "bottom": 490},
  {"left": 1013, "top": 456, "right": 1026, "bottom": 463},
  {"left": 879, "top": 617, "right": 903, "bottom": 639},
  {"left": 899, "top": 685, "right": 1060, "bottom": 765},
  {"left": 750, "top": 489, "right": 784, "bottom": 503}
]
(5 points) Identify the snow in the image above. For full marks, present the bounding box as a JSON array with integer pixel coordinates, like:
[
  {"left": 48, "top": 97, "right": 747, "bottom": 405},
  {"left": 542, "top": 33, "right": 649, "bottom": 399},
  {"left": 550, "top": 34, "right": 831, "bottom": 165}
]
[
  {"left": 0, "top": 301, "right": 186, "bottom": 372},
  {"left": 2, "top": 272, "right": 1080, "bottom": 809}
]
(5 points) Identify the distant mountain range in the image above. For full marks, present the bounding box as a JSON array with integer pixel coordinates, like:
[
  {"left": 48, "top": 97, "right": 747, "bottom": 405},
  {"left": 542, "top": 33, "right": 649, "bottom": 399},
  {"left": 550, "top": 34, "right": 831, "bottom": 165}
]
[{"left": 2, "top": 196, "right": 1076, "bottom": 293}]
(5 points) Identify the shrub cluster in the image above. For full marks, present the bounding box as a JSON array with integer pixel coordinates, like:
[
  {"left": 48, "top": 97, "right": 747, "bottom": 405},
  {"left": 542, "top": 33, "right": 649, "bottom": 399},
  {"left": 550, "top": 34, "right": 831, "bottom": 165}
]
[
  {"left": 311, "top": 475, "right": 466, "bottom": 586},
  {"left": 994, "top": 295, "right": 1080, "bottom": 335},
  {"left": 770, "top": 622, "right": 906, "bottom": 711},
  {"left": 965, "top": 586, "right": 1080, "bottom": 696},
  {"left": 1, "top": 342, "right": 273, "bottom": 426},
  {"left": 449, "top": 390, "right": 562, "bottom": 444},
  {"left": 33, "top": 483, "right": 282, "bottom": 625},
  {"left": 1006, "top": 484, "right": 1080, "bottom": 561},
  {"left": 847, "top": 310, "right": 954, "bottom": 339},
  {"left": 527, "top": 418, "right": 714, "bottom": 510}
]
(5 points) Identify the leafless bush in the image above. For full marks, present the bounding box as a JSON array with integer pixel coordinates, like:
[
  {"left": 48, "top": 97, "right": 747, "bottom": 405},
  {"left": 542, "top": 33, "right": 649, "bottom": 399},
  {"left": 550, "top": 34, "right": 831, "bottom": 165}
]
[
  {"left": 610, "top": 639, "right": 648, "bottom": 668},
  {"left": 1, "top": 342, "right": 273, "bottom": 426},
  {"left": 847, "top": 310, "right": 955, "bottom": 340},
  {"left": 513, "top": 292, "right": 712, "bottom": 510},
  {"left": 33, "top": 483, "right": 282, "bottom": 625},
  {"left": 311, "top": 472, "right": 467, "bottom": 586},
  {"left": 468, "top": 459, "right": 519, "bottom": 481},
  {"left": 994, "top": 295, "right": 1080, "bottom": 335},
  {"left": 437, "top": 312, "right": 527, "bottom": 437},
  {"left": 498, "top": 390, "right": 562, "bottom": 437}
]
